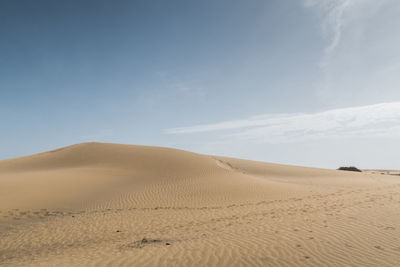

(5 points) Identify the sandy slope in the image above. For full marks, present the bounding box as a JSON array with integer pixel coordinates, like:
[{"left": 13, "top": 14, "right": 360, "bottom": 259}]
[
  {"left": 363, "top": 169, "right": 400, "bottom": 176},
  {"left": 0, "top": 142, "right": 399, "bottom": 266}
]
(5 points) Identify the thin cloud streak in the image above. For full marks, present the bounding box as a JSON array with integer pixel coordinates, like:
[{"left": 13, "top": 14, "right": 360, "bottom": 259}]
[
  {"left": 303, "top": 0, "right": 391, "bottom": 102},
  {"left": 166, "top": 102, "right": 400, "bottom": 143},
  {"left": 305, "top": 0, "right": 352, "bottom": 67}
]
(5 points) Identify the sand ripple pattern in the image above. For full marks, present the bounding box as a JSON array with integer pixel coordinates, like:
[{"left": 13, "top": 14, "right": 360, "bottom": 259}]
[{"left": 1, "top": 143, "right": 400, "bottom": 266}]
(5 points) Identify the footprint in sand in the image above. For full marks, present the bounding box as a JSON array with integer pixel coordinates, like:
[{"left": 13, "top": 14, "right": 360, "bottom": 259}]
[
  {"left": 126, "top": 238, "right": 173, "bottom": 249},
  {"left": 384, "top": 226, "right": 395, "bottom": 230}
]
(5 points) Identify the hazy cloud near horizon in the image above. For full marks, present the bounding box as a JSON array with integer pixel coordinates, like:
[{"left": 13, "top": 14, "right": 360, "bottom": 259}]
[{"left": 166, "top": 102, "right": 400, "bottom": 144}]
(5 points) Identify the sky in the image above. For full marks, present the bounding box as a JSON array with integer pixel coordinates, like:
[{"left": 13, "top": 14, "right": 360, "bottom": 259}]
[{"left": 1, "top": 0, "right": 400, "bottom": 169}]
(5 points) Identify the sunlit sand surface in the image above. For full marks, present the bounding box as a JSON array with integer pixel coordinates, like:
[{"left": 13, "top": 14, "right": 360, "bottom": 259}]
[{"left": 1, "top": 142, "right": 400, "bottom": 266}]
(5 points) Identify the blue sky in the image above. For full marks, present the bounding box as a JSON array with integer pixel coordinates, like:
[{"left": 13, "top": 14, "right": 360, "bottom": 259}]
[{"left": 1, "top": 0, "right": 400, "bottom": 169}]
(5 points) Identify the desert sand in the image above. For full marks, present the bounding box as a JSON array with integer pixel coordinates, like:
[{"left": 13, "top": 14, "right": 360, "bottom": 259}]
[
  {"left": 0, "top": 142, "right": 399, "bottom": 266},
  {"left": 363, "top": 169, "right": 400, "bottom": 177}
]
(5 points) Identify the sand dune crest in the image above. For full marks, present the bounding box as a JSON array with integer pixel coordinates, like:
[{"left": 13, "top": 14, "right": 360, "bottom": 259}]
[{"left": 1, "top": 143, "right": 399, "bottom": 266}]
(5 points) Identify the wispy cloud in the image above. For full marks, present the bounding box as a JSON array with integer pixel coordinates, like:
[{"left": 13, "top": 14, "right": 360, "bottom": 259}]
[
  {"left": 303, "top": 0, "right": 392, "bottom": 102},
  {"left": 305, "top": 0, "right": 351, "bottom": 67},
  {"left": 166, "top": 102, "right": 400, "bottom": 143},
  {"left": 153, "top": 71, "right": 206, "bottom": 98}
]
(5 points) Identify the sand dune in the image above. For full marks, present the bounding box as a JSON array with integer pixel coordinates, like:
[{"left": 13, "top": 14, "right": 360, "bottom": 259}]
[
  {"left": 363, "top": 169, "right": 400, "bottom": 176},
  {"left": 1, "top": 142, "right": 400, "bottom": 266}
]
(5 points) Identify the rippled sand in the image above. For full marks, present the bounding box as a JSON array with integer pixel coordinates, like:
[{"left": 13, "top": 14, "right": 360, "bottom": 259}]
[{"left": 1, "top": 142, "right": 399, "bottom": 266}]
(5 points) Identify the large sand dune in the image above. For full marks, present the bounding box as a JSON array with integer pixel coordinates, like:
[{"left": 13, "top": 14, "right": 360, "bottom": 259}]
[{"left": 1, "top": 142, "right": 399, "bottom": 266}]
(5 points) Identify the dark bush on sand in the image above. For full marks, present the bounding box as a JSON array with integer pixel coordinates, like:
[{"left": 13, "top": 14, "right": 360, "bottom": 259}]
[{"left": 337, "top": 166, "right": 362, "bottom": 172}]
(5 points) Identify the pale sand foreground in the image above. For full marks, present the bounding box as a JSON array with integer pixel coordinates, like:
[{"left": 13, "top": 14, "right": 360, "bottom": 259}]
[{"left": 1, "top": 143, "right": 400, "bottom": 266}]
